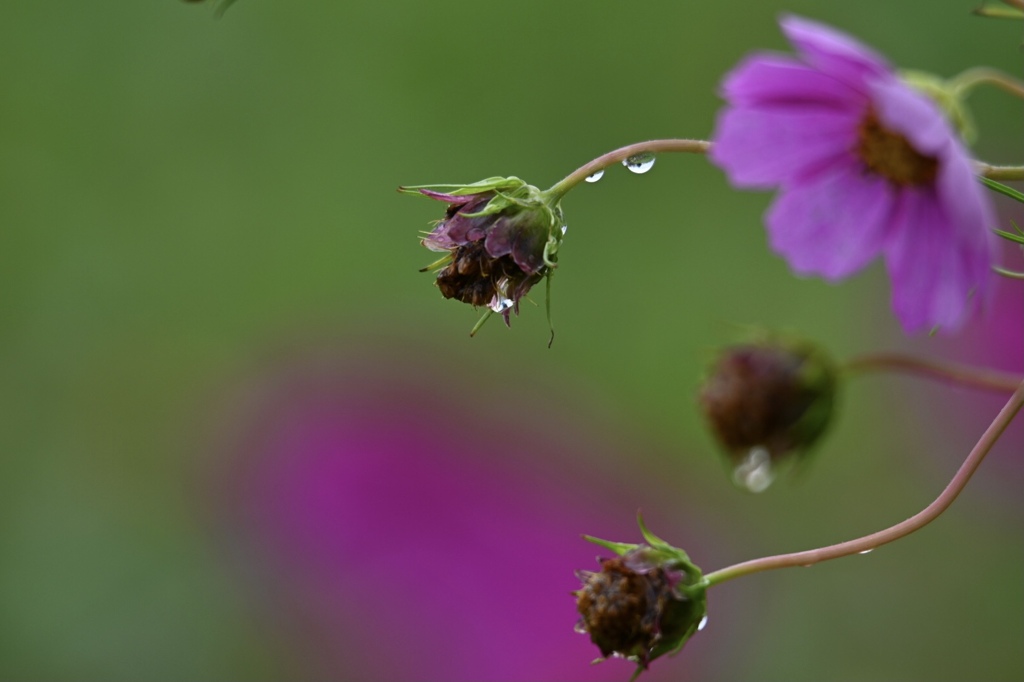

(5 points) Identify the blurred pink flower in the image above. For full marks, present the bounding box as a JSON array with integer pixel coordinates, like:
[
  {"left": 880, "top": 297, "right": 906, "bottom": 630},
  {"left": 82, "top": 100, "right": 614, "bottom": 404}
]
[
  {"left": 206, "top": 340, "right": 719, "bottom": 681},
  {"left": 710, "top": 15, "right": 995, "bottom": 334}
]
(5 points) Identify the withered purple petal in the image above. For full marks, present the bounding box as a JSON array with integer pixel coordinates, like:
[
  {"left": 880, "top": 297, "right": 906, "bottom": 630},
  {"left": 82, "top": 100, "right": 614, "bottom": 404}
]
[
  {"left": 443, "top": 198, "right": 493, "bottom": 244},
  {"left": 482, "top": 216, "right": 515, "bottom": 258},
  {"left": 511, "top": 224, "right": 547, "bottom": 275}
]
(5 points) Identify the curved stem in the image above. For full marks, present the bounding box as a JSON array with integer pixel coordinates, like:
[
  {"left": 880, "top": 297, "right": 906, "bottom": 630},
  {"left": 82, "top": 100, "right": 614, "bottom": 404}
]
[
  {"left": 977, "top": 163, "right": 1024, "bottom": 182},
  {"left": 950, "top": 67, "right": 1024, "bottom": 100},
  {"left": 842, "top": 353, "right": 1023, "bottom": 392},
  {"left": 542, "top": 138, "right": 1020, "bottom": 204},
  {"left": 545, "top": 139, "right": 711, "bottom": 201},
  {"left": 703, "top": 380, "right": 1024, "bottom": 588}
]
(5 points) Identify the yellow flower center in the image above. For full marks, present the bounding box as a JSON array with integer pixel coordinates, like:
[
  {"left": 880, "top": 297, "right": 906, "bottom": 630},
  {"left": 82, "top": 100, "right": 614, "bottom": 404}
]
[{"left": 856, "top": 110, "right": 938, "bottom": 186}]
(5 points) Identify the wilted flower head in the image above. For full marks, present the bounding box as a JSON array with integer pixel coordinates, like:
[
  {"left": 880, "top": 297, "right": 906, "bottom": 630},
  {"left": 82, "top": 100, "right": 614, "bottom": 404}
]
[
  {"left": 402, "top": 177, "right": 564, "bottom": 334},
  {"left": 710, "top": 15, "right": 995, "bottom": 334},
  {"left": 575, "top": 518, "right": 707, "bottom": 679},
  {"left": 698, "top": 337, "right": 838, "bottom": 492}
]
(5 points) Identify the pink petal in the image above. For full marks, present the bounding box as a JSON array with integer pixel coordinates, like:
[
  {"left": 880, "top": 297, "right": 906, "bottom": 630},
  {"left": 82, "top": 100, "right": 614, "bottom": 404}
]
[
  {"left": 883, "top": 187, "right": 990, "bottom": 333},
  {"left": 869, "top": 78, "right": 951, "bottom": 157},
  {"left": 766, "top": 161, "right": 896, "bottom": 280},
  {"left": 934, "top": 130, "right": 997, "bottom": 267},
  {"left": 780, "top": 14, "right": 890, "bottom": 91},
  {"left": 720, "top": 54, "right": 865, "bottom": 108},
  {"left": 711, "top": 103, "right": 861, "bottom": 188}
]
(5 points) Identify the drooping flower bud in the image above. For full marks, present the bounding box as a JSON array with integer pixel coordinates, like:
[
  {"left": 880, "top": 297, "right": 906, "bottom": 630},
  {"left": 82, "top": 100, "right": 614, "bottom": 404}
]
[
  {"left": 698, "top": 337, "right": 838, "bottom": 492},
  {"left": 574, "top": 517, "right": 707, "bottom": 679},
  {"left": 401, "top": 177, "right": 564, "bottom": 336}
]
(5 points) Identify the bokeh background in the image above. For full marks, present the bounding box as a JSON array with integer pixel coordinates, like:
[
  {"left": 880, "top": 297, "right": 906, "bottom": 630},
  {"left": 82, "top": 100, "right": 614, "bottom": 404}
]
[{"left": 1, "top": 1, "right": 1022, "bottom": 680}]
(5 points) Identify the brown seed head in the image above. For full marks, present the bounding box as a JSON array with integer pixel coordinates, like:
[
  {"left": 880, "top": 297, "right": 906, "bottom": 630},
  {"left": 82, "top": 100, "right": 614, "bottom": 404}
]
[{"left": 575, "top": 551, "right": 696, "bottom": 668}]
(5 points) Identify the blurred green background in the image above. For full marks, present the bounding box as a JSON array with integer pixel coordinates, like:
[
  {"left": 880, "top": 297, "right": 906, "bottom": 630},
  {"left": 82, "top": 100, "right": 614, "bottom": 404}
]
[{"left": 1, "top": 0, "right": 1021, "bottom": 680}]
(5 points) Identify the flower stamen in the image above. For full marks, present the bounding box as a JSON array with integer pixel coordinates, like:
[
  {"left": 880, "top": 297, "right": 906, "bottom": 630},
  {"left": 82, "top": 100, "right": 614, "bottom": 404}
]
[{"left": 856, "top": 110, "right": 939, "bottom": 186}]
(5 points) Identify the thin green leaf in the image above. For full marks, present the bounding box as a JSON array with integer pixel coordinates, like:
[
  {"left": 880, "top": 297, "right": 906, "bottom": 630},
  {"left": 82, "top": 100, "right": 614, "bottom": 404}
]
[
  {"left": 979, "top": 176, "right": 1024, "bottom": 203},
  {"left": 994, "top": 228, "right": 1024, "bottom": 245}
]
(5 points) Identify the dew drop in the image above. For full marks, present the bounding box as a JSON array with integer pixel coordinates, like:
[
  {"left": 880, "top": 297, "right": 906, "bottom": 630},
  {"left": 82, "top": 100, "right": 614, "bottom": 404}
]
[
  {"left": 561, "top": 224, "right": 568, "bottom": 235},
  {"left": 697, "top": 615, "right": 709, "bottom": 632},
  {"left": 732, "top": 446, "right": 773, "bottom": 493},
  {"left": 622, "top": 152, "right": 656, "bottom": 174},
  {"left": 858, "top": 548, "right": 874, "bottom": 555},
  {"left": 488, "top": 296, "right": 514, "bottom": 313},
  {"left": 574, "top": 621, "right": 589, "bottom": 635},
  {"left": 584, "top": 169, "right": 605, "bottom": 183}
]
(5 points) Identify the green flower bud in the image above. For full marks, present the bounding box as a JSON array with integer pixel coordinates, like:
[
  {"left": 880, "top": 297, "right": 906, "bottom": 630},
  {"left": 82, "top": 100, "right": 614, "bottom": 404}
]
[
  {"left": 574, "top": 517, "right": 707, "bottom": 679},
  {"left": 698, "top": 337, "right": 838, "bottom": 492}
]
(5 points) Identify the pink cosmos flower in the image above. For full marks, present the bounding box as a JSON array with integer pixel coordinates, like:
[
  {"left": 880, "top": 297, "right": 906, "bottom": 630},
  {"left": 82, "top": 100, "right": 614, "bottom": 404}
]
[{"left": 710, "top": 15, "right": 996, "bottom": 334}]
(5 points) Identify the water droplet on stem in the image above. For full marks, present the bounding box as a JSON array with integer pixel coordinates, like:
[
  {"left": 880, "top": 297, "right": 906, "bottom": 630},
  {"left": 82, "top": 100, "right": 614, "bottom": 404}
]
[
  {"left": 622, "top": 152, "right": 656, "bottom": 174},
  {"left": 584, "top": 169, "right": 604, "bottom": 183}
]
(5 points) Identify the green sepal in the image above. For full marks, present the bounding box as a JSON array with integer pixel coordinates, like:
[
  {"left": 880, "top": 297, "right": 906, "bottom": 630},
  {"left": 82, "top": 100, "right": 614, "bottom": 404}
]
[
  {"left": 900, "top": 69, "right": 977, "bottom": 144},
  {"left": 581, "top": 535, "right": 638, "bottom": 556},
  {"left": 398, "top": 176, "right": 527, "bottom": 196},
  {"left": 400, "top": 176, "right": 565, "bottom": 245},
  {"left": 637, "top": 514, "right": 697, "bottom": 570},
  {"left": 462, "top": 182, "right": 559, "bottom": 224}
]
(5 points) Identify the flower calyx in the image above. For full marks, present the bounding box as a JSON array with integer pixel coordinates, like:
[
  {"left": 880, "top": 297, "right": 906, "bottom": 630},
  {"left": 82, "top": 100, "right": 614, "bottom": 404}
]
[
  {"left": 574, "top": 516, "right": 708, "bottom": 680},
  {"left": 899, "top": 69, "right": 977, "bottom": 145},
  {"left": 401, "top": 177, "right": 565, "bottom": 337},
  {"left": 698, "top": 335, "right": 839, "bottom": 492}
]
